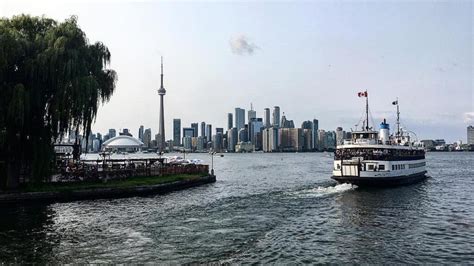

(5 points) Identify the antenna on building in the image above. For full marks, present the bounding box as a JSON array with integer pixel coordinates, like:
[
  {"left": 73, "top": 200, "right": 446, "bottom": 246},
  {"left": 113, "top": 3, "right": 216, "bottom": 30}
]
[{"left": 250, "top": 102, "right": 253, "bottom": 111}]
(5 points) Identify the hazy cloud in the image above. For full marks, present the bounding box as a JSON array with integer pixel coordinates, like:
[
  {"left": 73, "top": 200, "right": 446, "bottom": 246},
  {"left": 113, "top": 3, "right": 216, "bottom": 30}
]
[
  {"left": 464, "top": 112, "right": 474, "bottom": 124},
  {"left": 229, "top": 35, "right": 259, "bottom": 55}
]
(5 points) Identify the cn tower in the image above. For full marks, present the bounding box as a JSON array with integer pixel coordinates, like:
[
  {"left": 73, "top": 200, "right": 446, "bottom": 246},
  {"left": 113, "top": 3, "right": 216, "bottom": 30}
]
[{"left": 158, "top": 56, "right": 166, "bottom": 153}]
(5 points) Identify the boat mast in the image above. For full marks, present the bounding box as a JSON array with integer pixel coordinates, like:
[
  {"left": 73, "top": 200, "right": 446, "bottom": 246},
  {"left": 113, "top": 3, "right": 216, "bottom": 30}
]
[
  {"left": 396, "top": 97, "right": 400, "bottom": 140},
  {"left": 365, "top": 91, "right": 369, "bottom": 131}
]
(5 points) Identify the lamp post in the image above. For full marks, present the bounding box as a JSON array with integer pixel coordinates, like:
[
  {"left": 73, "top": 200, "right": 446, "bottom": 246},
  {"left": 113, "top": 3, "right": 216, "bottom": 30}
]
[{"left": 210, "top": 150, "right": 216, "bottom": 176}]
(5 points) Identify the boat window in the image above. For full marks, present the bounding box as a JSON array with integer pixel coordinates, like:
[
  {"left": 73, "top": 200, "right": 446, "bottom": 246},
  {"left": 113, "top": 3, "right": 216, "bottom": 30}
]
[
  {"left": 379, "top": 165, "right": 385, "bottom": 170},
  {"left": 368, "top": 164, "right": 374, "bottom": 170}
]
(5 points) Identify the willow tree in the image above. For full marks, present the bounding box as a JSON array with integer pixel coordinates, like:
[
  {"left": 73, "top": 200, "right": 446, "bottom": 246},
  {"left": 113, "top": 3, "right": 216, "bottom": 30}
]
[{"left": 0, "top": 15, "right": 117, "bottom": 188}]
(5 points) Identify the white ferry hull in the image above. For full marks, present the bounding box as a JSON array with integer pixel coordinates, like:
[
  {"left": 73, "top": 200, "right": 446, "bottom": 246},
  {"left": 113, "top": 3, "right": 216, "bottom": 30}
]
[{"left": 331, "top": 171, "right": 428, "bottom": 187}]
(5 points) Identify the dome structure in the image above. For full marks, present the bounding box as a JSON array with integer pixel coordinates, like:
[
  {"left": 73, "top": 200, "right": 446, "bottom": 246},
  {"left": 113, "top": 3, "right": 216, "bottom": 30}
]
[{"left": 102, "top": 135, "right": 144, "bottom": 152}]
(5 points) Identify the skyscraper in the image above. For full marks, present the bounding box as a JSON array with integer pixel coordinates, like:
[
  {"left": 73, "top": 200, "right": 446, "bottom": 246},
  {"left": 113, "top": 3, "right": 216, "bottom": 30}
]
[
  {"left": 227, "top": 113, "right": 233, "bottom": 130},
  {"left": 143, "top": 128, "right": 152, "bottom": 148},
  {"left": 201, "top": 122, "right": 206, "bottom": 138},
  {"left": 468, "top": 125, "right": 474, "bottom": 144},
  {"left": 312, "top": 119, "right": 319, "bottom": 150},
  {"left": 336, "top": 127, "right": 345, "bottom": 146},
  {"left": 273, "top": 106, "right": 280, "bottom": 128},
  {"left": 157, "top": 56, "right": 167, "bottom": 153},
  {"left": 138, "top": 125, "right": 144, "bottom": 141},
  {"left": 248, "top": 103, "right": 256, "bottom": 123},
  {"left": 206, "top": 124, "right": 212, "bottom": 142},
  {"left": 108, "top": 129, "right": 116, "bottom": 139},
  {"left": 173, "top": 119, "right": 181, "bottom": 146},
  {"left": 235, "top": 108, "right": 245, "bottom": 130},
  {"left": 264, "top": 108, "right": 271, "bottom": 128},
  {"left": 191, "top": 123, "right": 199, "bottom": 137},
  {"left": 183, "top": 127, "right": 194, "bottom": 138}
]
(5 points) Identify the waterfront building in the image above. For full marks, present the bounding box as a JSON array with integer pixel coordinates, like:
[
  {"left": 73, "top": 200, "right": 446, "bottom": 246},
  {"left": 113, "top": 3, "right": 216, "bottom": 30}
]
[
  {"left": 235, "top": 141, "right": 254, "bottom": 153},
  {"left": 468, "top": 125, "right": 474, "bottom": 144},
  {"left": 227, "top": 113, "right": 233, "bottom": 130},
  {"left": 108, "top": 129, "right": 116, "bottom": 139},
  {"left": 206, "top": 124, "right": 212, "bottom": 142},
  {"left": 143, "top": 128, "right": 152, "bottom": 148},
  {"left": 102, "top": 135, "right": 144, "bottom": 153},
  {"left": 317, "top": 130, "right": 326, "bottom": 151},
  {"left": 216, "top": 127, "right": 224, "bottom": 135},
  {"left": 201, "top": 122, "right": 206, "bottom": 138},
  {"left": 235, "top": 108, "right": 245, "bottom": 130},
  {"left": 302, "top": 129, "right": 312, "bottom": 151},
  {"left": 273, "top": 106, "right": 280, "bottom": 128},
  {"left": 212, "top": 133, "right": 224, "bottom": 153},
  {"left": 173, "top": 119, "right": 181, "bottom": 146},
  {"left": 154, "top": 133, "right": 161, "bottom": 149},
  {"left": 157, "top": 57, "right": 167, "bottom": 153},
  {"left": 336, "top": 127, "right": 345, "bottom": 145},
  {"left": 191, "top": 123, "right": 199, "bottom": 137},
  {"left": 262, "top": 127, "right": 279, "bottom": 152},
  {"left": 138, "top": 125, "right": 144, "bottom": 141},
  {"left": 324, "top": 131, "right": 337, "bottom": 151},
  {"left": 278, "top": 128, "right": 303, "bottom": 152},
  {"left": 227, "top": 127, "right": 238, "bottom": 152},
  {"left": 312, "top": 119, "right": 319, "bottom": 150},
  {"left": 264, "top": 108, "right": 271, "bottom": 128}
]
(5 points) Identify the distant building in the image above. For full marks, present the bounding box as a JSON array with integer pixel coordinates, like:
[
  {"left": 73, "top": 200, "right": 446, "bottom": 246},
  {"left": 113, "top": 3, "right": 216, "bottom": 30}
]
[
  {"left": 183, "top": 136, "right": 192, "bottom": 151},
  {"left": 468, "top": 126, "right": 474, "bottom": 145},
  {"left": 227, "top": 113, "right": 233, "bottom": 130},
  {"left": 235, "top": 108, "right": 245, "bottom": 130},
  {"left": 212, "top": 133, "right": 224, "bottom": 152},
  {"left": 278, "top": 128, "right": 303, "bottom": 152},
  {"left": 138, "top": 125, "right": 144, "bottom": 141},
  {"left": 206, "top": 124, "right": 212, "bottom": 142},
  {"left": 108, "top": 128, "right": 116, "bottom": 139},
  {"left": 312, "top": 119, "right": 319, "bottom": 150},
  {"left": 196, "top": 136, "right": 206, "bottom": 151},
  {"left": 272, "top": 106, "right": 280, "bottom": 128},
  {"left": 183, "top": 127, "right": 194, "bottom": 139},
  {"left": 280, "top": 113, "right": 294, "bottom": 128},
  {"left": 191, "top": 123, "right": 199, "bottom": 138},
  {"left": 173, "top": 119, "right": 181, "bottom": 146},
  {"left": 336, "top": 127, "right": 345, "bottom": 146},
  {"left": 238, "top": 128, "right": 249, "bottom": 143},
  {"left": 248, "top": 104, "right": 256, "bottom": 123},
  {"left": 216, "top": 127, "right": 224, "bottom": 135},
  {"left": 201, "top": 122, "right": 206, "bottom": 138},
  {"left": 264, "top": 108, "right": 271, "bottom": 128},
  {"left": 120, "top": 128, "right": 132, "bottom": 137},
  {"left": 302, "top": 129, "right": 312, "bottom": 151},
  {"left": 262, "top": 127, "right": 279, "bottom": 152},
  {"left": 235, "top": 141, "right": 254, "bottom": 153},
  {"left": 227, "top": 127, "right": 238, "bottom": 152},
  {"left": 301, "top": 120, "right": 312, "bottom": 130},
  {"left": 143, "top": 128, "right": 152, "bottom": 148},
  {"left": 249, "top": 118, "right": 264, "bottom": 146}
]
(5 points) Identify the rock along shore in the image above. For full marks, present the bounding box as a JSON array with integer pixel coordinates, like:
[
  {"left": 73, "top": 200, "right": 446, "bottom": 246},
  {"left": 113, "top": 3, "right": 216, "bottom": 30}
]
[{"left": 0, "top": 175, "right": 216, "bottom": 204}]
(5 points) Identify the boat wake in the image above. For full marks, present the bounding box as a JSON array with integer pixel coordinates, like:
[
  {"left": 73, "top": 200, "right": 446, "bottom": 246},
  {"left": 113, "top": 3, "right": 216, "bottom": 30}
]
[{"left": 287, "top": 183, "right": 356, "bottom": 198}]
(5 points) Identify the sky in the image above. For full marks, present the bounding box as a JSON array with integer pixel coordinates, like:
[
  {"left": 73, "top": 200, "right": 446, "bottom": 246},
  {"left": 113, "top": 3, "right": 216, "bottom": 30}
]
[{"left": 2, "top": 0, "right": 473, "bottom": 143}]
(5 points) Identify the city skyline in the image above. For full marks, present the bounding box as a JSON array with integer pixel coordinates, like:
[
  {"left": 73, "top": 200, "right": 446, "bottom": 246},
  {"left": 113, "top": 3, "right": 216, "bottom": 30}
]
[{"left": 2, "top": 1, "right": 472, "bottom": 143}]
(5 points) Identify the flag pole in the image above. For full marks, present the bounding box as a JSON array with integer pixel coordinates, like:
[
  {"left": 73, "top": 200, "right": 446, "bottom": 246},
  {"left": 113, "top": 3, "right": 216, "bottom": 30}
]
[
  {"left": 396, "top": 97, "right": 400, "bottom": 141},
  {"left": 365, "top": 91, "right": 369, "bottom": 131}
]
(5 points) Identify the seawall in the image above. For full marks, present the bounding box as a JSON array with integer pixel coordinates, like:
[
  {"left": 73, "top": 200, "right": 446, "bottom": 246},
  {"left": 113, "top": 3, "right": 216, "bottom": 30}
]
[{"left": 0, "top": 175, "right": 216, "bottom": 204}]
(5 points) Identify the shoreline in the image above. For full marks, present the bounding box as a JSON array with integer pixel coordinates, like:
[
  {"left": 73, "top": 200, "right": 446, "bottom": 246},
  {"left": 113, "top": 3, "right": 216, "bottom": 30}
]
[{"left": 0, "top": 174, "right": 216, "bottom": 204}]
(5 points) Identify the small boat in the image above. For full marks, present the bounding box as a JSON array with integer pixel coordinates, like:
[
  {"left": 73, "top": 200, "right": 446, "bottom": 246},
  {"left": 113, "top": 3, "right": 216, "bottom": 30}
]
[{"left": 331, "top": 92, "right": 428, "bottom": 186}]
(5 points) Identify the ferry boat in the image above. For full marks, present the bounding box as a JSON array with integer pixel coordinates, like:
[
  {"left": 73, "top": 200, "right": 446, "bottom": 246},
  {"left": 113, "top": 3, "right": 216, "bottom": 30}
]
[{"left": 331, "top": 92, "right": 428, "bottom": 186}]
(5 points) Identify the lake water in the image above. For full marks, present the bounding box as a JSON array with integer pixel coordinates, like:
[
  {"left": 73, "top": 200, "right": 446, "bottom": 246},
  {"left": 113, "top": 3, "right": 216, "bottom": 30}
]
[{"left": 0, "top": 152, "right": 473, "bottom": 263}]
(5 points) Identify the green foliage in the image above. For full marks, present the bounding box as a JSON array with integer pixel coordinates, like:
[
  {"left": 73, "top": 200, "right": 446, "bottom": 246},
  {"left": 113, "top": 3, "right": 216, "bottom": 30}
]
[{"left": 0, "top": 15, "right": 117, "bottom": 186}]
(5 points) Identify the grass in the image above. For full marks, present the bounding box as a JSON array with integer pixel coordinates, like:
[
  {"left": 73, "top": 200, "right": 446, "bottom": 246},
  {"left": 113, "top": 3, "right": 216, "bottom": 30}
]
[{"left": 20, "top": 174, "right": 205, "bottom": 193}]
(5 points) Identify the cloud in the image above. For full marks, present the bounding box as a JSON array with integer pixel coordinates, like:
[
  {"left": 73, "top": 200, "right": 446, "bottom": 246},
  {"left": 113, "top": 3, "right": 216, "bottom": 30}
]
[
  {"left": 464, "top": 112, "right": 474, "bottom": 124},
  {"left": 229, "top": 35, "right": 259, "bottom": 55}
]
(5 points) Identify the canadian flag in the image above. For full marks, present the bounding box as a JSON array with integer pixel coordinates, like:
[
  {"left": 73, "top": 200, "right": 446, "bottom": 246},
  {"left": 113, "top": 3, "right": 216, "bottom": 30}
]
[{"left": 358, "top": 91, "right": 368, "bottom": 97}]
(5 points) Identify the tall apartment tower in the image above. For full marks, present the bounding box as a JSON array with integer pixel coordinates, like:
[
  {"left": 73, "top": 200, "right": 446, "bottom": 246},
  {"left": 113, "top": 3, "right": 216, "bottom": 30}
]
[
  {"left": 227, "top": 113, "right": 233, "bottom": 130},
  {"left": 264, "top": 108, "right": 271, "bottom": 128},
  {"left": 272, "top": 106, "right": 280, "bottom": 128},
  {"left": 201, "top": 122, "right": 206, "bottom": 138},
  {"left": 468, "top": 125, "right": 474, "bottom": 144},
  {"left": 248, "top": 103, "right": 256, "bottom": 123},
  {"left": 191, "top": 123, "right": 199, "bottom": 138},
  {"left": 173, "top": 119, "right": 181, "bottom": 146},
  {"left": 235, "top": 108, "right": 245, "bottom": 130}
]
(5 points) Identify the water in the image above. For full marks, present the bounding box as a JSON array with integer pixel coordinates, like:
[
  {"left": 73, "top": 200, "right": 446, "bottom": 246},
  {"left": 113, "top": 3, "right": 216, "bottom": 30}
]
[{"left": 1, "top": 152, "right": 473, "bottom": 263}]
